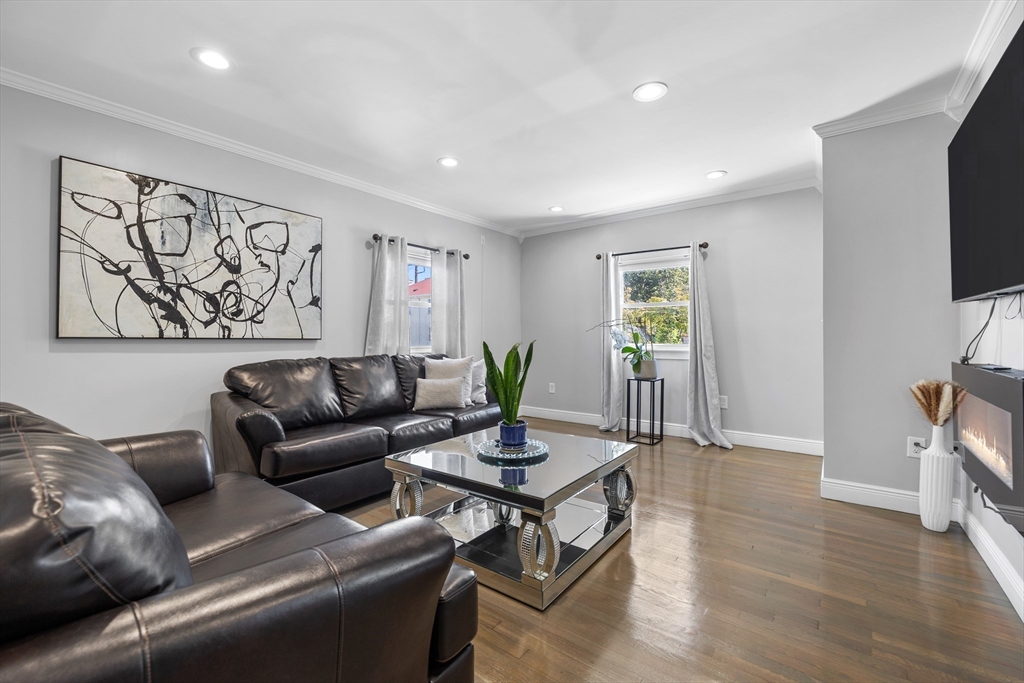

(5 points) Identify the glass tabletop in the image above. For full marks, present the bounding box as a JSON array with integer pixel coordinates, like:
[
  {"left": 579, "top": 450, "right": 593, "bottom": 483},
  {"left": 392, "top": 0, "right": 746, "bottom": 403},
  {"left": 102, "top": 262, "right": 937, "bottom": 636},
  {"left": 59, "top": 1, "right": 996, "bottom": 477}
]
[{"left": 386, "top": 427, "right": 638, "bottom": 512}]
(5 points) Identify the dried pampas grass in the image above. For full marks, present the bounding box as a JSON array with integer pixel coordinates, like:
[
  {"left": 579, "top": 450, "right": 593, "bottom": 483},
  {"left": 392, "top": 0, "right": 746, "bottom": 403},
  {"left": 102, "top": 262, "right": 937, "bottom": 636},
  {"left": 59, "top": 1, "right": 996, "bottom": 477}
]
[{"left": 910, "top": 380, "right": 968, "bottom": 426}]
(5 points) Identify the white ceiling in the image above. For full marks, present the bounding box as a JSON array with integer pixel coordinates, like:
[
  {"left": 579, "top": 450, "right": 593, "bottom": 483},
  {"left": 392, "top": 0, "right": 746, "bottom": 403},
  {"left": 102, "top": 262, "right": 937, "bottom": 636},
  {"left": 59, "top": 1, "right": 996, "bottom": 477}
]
[{"left": 0, "top": 1, "right": 994, "bottom": 236}]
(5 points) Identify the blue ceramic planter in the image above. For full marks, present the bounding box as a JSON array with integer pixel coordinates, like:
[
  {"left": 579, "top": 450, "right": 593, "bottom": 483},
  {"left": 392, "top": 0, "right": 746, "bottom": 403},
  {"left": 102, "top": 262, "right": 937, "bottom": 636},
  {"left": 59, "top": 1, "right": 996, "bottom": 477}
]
[{"left": 498, "top": 420, "right": 528, "bottom": 451}]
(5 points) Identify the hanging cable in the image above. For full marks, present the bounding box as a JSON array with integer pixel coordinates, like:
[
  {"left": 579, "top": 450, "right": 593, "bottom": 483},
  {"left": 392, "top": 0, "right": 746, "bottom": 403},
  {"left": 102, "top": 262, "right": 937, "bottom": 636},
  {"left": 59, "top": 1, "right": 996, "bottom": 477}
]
[
  {"left": 1004, "top": 292, "right": 1022, "bottom": 320},
  {"left": 961, "top": 298, "right": 997, "bottom": 364}
]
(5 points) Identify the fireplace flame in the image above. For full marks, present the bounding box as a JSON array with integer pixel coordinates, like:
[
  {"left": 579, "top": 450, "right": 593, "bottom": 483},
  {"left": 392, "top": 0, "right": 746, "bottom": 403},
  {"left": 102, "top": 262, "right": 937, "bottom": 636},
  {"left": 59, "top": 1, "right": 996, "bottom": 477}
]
[{"left": 961, "top": 425, "right": 1013, "bottom": 488}]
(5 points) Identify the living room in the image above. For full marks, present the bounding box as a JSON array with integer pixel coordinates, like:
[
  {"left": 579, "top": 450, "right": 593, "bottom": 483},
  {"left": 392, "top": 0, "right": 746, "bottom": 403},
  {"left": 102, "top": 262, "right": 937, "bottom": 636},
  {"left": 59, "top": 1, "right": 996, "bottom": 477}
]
[{"left": 1, "top": 2, "right": 1022, "bottom": 682}]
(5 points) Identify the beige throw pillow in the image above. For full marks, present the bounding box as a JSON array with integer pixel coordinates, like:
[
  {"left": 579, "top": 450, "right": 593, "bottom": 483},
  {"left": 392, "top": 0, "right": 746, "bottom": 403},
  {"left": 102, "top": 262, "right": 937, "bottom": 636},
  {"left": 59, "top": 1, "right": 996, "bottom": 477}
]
[
  {"left": 471, "top": 359, "right": 488, "bottom": 405},
  {"left": 424, "top": 356, "right": 474, "bottom": 407},
  {"left": 413, "top": 378, "right": 466, "bottom": 411}
]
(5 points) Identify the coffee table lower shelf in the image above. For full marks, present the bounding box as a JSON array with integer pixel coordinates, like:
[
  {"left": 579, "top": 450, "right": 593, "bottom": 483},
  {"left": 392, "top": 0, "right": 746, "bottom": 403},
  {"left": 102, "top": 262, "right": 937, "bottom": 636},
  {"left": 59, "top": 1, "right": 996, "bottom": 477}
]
[{"left": 423, "top": 491, "right": 632, "bottom": 610}]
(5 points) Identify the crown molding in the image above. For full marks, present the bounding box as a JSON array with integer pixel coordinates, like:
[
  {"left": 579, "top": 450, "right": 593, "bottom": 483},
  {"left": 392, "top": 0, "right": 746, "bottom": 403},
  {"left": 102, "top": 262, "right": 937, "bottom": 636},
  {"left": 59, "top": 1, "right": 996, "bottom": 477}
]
[
  {"left": 812, "top": 97, "right": 950, "bottom": 139},
  {"left": 813, "top": 0, "right": 1021, "bottom": 139},
  {"left": 948, "top": 0, "right": 1020, "bottom": 106},
  {"left": 520, "top": 178, "right": 820, "bottom": 239},
  {"left": 0, "top": 68, "right": 522, "bottom": 239}
]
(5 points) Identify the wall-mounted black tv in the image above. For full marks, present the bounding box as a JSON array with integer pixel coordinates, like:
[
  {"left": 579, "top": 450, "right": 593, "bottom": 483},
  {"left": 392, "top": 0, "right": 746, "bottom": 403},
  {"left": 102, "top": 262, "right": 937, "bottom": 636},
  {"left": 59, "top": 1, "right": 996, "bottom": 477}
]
[{"left": 948, "top": 23, "right": 1024, "bottom": 303}]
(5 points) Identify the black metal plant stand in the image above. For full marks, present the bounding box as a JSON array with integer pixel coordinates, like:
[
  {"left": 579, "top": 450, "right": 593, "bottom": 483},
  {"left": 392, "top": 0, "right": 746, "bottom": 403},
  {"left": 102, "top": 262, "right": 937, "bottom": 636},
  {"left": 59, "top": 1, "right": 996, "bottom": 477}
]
[{"left": 626, "top": 377, "right": 664, "bottom": 445}]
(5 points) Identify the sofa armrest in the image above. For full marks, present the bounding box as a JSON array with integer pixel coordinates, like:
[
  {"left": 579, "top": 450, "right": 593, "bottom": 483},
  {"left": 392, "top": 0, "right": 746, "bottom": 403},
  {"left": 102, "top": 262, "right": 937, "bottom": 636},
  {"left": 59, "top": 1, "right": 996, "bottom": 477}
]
[
  {"left": 238, "top": 410, "right": 287, "bottom": 468},
  {"left": 0, "top": 517, "right": 456, "bottom": 683},
  {"left": 211, "top": 391, "right": 284, "bottom": 477},
  {"left": 99, "top": 430, "right": 215, "bottom": 506}
]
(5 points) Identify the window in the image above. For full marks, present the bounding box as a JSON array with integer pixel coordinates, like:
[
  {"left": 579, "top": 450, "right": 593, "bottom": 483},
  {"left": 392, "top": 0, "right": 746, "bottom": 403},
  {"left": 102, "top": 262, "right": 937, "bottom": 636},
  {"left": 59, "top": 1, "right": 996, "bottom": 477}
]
[
  {"left": 408, "top": 248, "right": 431, "bottom": 352},
  {"left": 620, "top": 253, "right": 689, "bottom": 358}
]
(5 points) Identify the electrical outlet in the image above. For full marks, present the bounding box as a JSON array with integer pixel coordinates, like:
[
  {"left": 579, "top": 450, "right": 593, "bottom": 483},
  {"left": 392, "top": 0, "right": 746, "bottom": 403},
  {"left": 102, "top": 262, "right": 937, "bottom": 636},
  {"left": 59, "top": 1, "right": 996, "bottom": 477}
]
[
  {"left": 907, "top": 436, "right": 927, "bottom": 458},
  {"left": 720, "top": 395, "right": 728, "bottom": 409},
  {"left": 548, "top": 383, "right": 556, "bottom": 394},
  {"left": 480, "top": 235, "right": 486, "bottom": 245}
]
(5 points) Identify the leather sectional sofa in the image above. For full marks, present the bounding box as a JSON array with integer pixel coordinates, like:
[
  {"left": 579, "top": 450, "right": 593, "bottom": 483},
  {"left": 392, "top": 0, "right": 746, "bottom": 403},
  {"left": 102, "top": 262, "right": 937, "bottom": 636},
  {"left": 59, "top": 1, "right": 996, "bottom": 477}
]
[
  {"left": 212, "top": 354, "right": 500, "bottom": 510},
  {"left": 0, "top": 403, "right": 477, "bottom": 683}
]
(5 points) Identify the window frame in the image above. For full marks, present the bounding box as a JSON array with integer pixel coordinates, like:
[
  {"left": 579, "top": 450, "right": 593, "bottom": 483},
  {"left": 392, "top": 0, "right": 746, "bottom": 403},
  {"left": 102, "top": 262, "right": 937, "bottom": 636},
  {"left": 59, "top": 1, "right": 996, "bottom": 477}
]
[
  {"left": 408, "top": 247, "right": 432, "bottom": 354},
  {"left": 618, "top": 252, "right": 690, "bottom": 360}
]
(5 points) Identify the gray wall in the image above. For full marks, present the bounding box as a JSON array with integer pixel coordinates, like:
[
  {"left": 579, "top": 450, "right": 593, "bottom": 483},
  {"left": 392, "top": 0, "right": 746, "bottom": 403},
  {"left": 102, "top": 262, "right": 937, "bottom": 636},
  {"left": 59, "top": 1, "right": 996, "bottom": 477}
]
[
  {"left": 821, "top": 112, "right": 960, "bottom": 489},
  {"left": 0, "top": 86, "right": 521, "bottom": 439},
  {"left": 519, "top": 187, "right": 824, "bottom": 441}
]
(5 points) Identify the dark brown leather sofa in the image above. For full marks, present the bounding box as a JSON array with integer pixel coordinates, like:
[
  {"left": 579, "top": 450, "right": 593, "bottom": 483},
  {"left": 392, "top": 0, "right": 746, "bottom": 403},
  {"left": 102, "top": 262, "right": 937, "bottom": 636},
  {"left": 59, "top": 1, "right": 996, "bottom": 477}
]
[
  {"left": 0, "top": 403, "right": 477, "bottom": 683},
  {"left": 212, "top": 354, "right": 500, "bottom": 511}
]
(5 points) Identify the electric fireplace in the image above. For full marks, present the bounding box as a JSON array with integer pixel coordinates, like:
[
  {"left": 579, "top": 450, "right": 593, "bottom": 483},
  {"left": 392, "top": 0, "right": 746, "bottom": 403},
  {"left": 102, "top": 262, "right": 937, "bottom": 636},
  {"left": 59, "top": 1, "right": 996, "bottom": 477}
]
[{"left": 952, "top": 363, "right": 1024, "bottom": 535}]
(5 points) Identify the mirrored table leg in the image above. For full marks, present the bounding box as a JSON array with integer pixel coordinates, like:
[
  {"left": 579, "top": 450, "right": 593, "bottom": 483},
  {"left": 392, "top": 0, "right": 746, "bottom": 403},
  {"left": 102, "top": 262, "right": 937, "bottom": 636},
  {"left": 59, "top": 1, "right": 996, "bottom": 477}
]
[
  {"left": 489, "top": 501, "right": 516, "bottom": 526},
  {"left": 391, "top": 475, "right": 424, "bottom": 519},
  {"left": 603, "top": 466, "right": 636, "bottom": 518},
  {"left": 518, "top": 509, "right": 560, "bottom": 582}
]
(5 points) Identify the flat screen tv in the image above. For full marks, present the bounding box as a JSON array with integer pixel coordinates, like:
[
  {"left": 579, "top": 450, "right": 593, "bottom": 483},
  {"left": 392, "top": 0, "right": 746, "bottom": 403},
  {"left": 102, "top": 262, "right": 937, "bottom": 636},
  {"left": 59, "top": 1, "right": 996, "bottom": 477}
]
[{"left": 948, "top": 23, "right": 1024, "bottom": 303}]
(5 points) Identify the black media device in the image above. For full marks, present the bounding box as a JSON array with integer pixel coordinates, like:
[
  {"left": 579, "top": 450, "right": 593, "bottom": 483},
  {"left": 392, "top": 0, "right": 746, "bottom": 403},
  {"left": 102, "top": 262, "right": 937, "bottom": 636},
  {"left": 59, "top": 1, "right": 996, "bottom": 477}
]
[{"left": 948, "top": 23, "right": 1024, "bottom": 303}]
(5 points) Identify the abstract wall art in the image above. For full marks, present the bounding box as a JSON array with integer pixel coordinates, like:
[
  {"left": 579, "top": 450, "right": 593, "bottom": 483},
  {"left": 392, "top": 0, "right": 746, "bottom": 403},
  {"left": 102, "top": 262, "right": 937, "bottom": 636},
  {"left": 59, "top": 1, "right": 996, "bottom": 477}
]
[{"left": 58, "top": 157, "right": 322, "bottom": 339}]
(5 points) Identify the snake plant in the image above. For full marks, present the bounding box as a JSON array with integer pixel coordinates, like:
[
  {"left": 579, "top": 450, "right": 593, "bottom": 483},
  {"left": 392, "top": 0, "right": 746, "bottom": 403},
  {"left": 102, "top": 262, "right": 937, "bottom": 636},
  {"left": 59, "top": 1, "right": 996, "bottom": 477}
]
[{"left": 482, "top": 341, "right": 535, "bottom": 426}]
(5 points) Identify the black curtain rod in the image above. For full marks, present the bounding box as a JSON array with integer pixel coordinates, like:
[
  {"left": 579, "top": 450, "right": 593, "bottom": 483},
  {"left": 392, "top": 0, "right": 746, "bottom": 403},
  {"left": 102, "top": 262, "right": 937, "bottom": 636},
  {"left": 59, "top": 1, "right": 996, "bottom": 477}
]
[
  {"left": 372, "top": 233, "right": 470, "bottom": 259},
  {"left": 596, "top": 242, "right": 708, "bottom": 259}
]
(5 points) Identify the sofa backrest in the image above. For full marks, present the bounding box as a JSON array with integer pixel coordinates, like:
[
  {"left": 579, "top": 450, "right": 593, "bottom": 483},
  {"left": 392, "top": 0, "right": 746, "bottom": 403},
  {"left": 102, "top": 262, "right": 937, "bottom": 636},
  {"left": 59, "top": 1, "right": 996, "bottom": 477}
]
[
  {"left": 329, "top": 354, "right": 408, "bottom": 419},
  {"left": 392, "top": 354, "right": 447, "bottom": 410},
  {"left": 223, "top": 357, "right": 345, "bottom": 430},
  {"left": 0, "top": 403, "right": 193, "bottom": 644}
]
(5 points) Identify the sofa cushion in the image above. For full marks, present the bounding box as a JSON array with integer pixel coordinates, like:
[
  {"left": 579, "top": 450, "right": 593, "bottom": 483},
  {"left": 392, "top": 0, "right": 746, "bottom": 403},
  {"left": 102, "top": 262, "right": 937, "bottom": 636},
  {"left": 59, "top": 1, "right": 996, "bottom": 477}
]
[
  {"left": 424, "top": 357, "right": 474, "bottom": 407},
  {"left": 351, "top": 414, "right": 455, "bottom": 453},
  {"left": 224, "top": 358, "right": 344, "bottom": 430},
  {"left": 163, "top": 472, "right": 321, "bottom": 565},
  {"left": 470, "top": 360, "right": 488, "bottom": 405},
  {"left": 413, "top": 378, "right": 467, "bottom": 411},
  {"left": 261, "top": 422, "right": 389, "bottom": 479},
  {"left": 393, "top": 354, "right": 446, "bottom": 409},
  {"left": 190, "top": 513, "right": 365, "bottom": 583},
  {"left": 417, "top": 403, "right": 502, "bottom": 437},
  {"left": 330, "top": 355, "right": 407, "bottom": 419},
  {"left": 0, "top": 404, "right": 192, "bottom": 643}
]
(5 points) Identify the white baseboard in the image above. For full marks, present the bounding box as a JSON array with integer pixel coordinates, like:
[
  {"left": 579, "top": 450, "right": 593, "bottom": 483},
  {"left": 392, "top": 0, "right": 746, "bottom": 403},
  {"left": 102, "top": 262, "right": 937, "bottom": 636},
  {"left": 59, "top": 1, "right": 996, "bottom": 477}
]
[
  {"left": 518, "top": 405, "right": 824, "bottom": 456},
  {"left": 819, "top": 475, "right": 924, "bottom": 515},
  {"left": 726, "top": 429, "right": 824, "bottom": 457},
  {"left": 820, "top": 475, "right": 1023, "bottom": 622},
  {"left": 960, "top": 503, "right": 1024, "bottom": 621},
  {"left": 519, "top": 405, "right": 604, "bottom": 427}
]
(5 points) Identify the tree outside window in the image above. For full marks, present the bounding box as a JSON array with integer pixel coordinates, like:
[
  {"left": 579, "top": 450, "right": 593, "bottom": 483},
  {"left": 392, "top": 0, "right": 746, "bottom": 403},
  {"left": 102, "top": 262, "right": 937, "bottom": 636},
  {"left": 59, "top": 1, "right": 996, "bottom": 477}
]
[{"left": 621, "top": 261, "right": 689, "bottom": 347}]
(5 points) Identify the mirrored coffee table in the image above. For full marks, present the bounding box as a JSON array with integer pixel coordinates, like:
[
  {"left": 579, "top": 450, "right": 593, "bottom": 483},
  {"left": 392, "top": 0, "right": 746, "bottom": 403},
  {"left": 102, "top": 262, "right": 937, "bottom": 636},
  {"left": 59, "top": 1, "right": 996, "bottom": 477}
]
[{"left": 385, "top": 428, "right": 638, "bottom": 610}]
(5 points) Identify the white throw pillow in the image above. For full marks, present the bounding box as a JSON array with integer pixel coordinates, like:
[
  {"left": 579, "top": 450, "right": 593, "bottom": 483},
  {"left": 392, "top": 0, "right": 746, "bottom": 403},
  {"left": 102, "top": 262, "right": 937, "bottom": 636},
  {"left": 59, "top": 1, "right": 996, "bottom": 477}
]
[
  {"left": 424, "top": 356, "right": 474, "bottom": 407},
  {"left": 471, "top": 359, "right": 488, "bottom": 405},
  {"left": 413, "top": 378, "right": 466, "bottom": 411}
]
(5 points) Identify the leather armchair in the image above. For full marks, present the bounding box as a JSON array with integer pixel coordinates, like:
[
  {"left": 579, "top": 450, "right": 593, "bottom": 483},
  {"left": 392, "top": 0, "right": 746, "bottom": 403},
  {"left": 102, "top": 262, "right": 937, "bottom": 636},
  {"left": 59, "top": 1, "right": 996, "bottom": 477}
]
[
  {"left": 0, "top": 521, "right": 457, "bottom": 683},
  {"left": 0, "top": 404, "right": 478, "bottom": 683}
]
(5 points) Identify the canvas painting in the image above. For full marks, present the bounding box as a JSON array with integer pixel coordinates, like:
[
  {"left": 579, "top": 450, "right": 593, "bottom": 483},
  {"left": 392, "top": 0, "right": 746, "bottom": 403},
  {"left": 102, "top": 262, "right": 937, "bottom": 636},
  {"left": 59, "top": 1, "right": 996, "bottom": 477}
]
[{"left": 58, "top": 157, "right": 322, "bottom": 339}]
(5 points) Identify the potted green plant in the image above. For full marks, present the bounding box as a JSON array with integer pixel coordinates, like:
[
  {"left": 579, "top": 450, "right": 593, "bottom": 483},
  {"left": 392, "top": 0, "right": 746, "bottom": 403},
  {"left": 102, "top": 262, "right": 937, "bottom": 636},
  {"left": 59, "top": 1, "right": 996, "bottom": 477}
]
[
  {"left": 591, "top": 312, "right": 660, "bottom": 379},
  {"left": 482, "top": 341, "right": 535, "bottom": 451}
]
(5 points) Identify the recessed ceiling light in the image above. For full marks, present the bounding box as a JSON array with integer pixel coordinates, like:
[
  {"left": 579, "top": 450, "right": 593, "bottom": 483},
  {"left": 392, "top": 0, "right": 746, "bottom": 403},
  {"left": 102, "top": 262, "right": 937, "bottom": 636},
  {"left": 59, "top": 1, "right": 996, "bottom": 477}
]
[
  {"left": 705, "top": 170, "right": 728, "bottom": 179},
  {"left": 632, "top": 82, "right": 668, "bottom": 102},
  {"left": 190, "top": 48, "right": 233, "bottom": 71},
  {"left": 549, "top": 206, "right": 564, "bottom": 212},
  {"left": 437, "top": 157, "right": 459, "bottom": 167}
]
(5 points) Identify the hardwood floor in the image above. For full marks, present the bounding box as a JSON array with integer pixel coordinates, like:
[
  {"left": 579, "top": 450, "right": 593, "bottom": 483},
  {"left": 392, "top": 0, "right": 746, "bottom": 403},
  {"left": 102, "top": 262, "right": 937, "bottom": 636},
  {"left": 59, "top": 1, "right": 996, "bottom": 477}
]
[{"left": 342, "top": 418, "right": 1024, "bottom": 683}]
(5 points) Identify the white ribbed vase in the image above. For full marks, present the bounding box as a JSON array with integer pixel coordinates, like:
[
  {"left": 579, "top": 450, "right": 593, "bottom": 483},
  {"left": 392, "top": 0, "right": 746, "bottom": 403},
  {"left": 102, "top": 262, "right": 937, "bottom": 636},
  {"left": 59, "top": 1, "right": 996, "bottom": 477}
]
[{"left": 919, "top": 424, "right": 957, "bottom": 532}]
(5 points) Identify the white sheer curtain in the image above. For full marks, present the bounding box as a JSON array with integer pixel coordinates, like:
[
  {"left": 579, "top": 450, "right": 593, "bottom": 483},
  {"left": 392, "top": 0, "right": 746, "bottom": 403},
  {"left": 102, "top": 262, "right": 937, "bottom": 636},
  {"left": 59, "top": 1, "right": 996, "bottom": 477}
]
[
  {"left": 431, "top": 248, "right": 467, "bottom": 357},
  {"left": 686, "top": 241, "right": 732, "bottom": 449},
  {"left": 599, "top": 252, "right": 624, "bottom": 431},
  {"left": 364, "top": 234, "right": 410, "bottom": 355}
]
